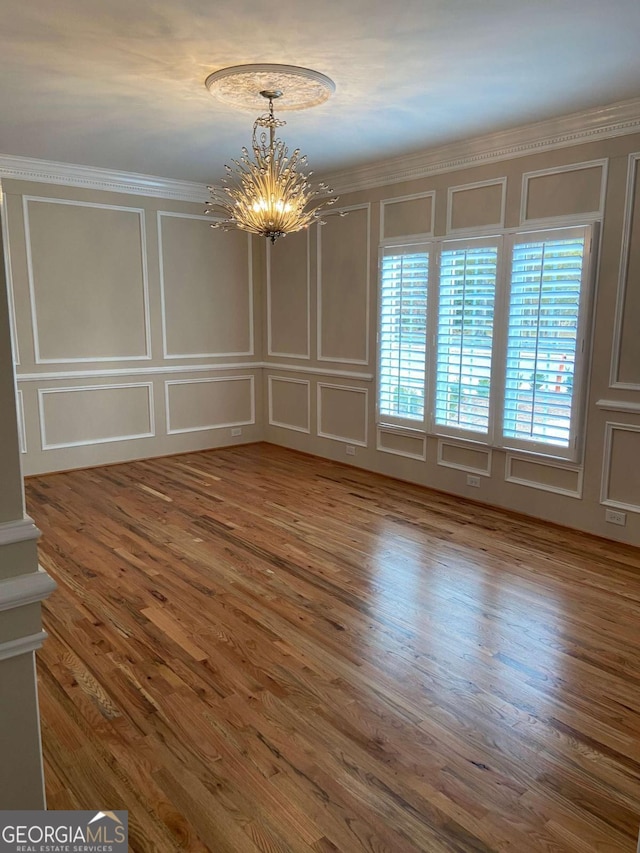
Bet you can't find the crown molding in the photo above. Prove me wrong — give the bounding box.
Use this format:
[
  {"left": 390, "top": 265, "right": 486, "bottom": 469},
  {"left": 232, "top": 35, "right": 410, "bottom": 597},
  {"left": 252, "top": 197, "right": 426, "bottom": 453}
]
[
  {"left": 320, "top": 97, "right": 640, "bottom": 195},
  {"left": 0, "top": 154, "right": 209, "bottom": 203}
]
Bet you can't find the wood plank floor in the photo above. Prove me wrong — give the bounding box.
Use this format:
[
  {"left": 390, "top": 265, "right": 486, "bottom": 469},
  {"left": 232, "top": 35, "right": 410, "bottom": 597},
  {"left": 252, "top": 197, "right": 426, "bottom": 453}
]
[{"left": 25, "top": 443, "right": 640, "bottom": 852}]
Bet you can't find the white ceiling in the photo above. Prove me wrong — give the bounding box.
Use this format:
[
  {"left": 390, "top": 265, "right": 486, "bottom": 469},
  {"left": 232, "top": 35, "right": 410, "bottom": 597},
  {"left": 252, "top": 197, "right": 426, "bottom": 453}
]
[{"left": 1, "top": 0, "right": 640, "bottom": 185}]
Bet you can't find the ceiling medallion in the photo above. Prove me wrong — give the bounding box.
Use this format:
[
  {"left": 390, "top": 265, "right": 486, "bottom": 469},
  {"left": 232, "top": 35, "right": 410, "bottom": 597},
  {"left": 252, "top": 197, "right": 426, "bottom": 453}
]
[
  {"left": 204, "top": 63, "right": 335, "bottom": 112},
  {"left": 204, "top": 64, "right": 338, "bottom": 243}
]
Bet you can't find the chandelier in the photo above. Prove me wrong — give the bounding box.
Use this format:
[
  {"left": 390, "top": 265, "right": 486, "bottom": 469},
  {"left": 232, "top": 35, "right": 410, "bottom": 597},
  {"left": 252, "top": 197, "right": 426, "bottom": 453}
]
[{"left": 204, "top": 65, "right": 338, "bottom": 244}]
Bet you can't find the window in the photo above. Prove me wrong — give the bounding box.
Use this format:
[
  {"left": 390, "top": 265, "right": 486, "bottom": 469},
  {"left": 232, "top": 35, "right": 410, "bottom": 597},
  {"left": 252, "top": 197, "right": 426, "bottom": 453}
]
[
  {"left": 376, "top": 224, "right": 594, "bottom": 460},
  {"left": 378, "top": 245, "right": 429, "bottom": 425},
  {"left": 502, "top": 227, "right": 592, "bottom": 457},
  {"left": 434, "top": 240, "right": 499, "bottom": 438}
]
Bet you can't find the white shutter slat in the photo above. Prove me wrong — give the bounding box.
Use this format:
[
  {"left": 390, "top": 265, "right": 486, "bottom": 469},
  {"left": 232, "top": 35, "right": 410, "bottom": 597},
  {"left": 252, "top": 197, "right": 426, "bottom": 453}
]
[
  {"left": 502, "top": 235, "right": 586, "bottom": 450},
  {"left": 378, "top": 248, "right": 429, "bottom": 422},
  {"left": 434, "top": 245, "right": 498, "bottom": 434}
]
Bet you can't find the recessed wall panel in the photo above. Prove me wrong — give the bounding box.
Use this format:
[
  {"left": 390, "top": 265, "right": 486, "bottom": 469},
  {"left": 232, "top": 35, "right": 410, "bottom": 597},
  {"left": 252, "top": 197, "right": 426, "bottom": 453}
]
[
  {"left": 160, "top": 214, "right": 252, "bottom": 357},
  {"left": 39, "top": 384, "right": 154, "bottom": 449},
  {"left": 438, "top": 440, "right": 491, "bottom": 475},
  {"left": 317, "top": 384, "right": 368, "bottom": 446},
  {"left": 448, "top": 180, "right": 506, "bottom": 232},
  {"left": 268, "top": 377, "right": 310, "bottom": 433},
  {"left": 523, "top": 163, "right": 605, "bottom": 222},
  {"left": 506, "top": 455, "right": 582, "bottom": 497},
  {"left": 377, "top": 428, "right": 426, "bottom": 460},
  {"left": 603, "top": 424, "right": 640, "bottom": 511},
  {"left": 318, "top": 207, "right": 369, "bottom": 364},
  {"left": 166, "top": 376, "right": 254, "bottom": 434},
  {"left": 381, "top": 193, "right": 434, "bottom": 239},
  {"left": 616, "top": 157, "right": 640, "bottom": 386},
  {"left": 25, "top": 199, "right": 148, "bottom": 362},
  {"left": 268, "top": 231, "right": 309, "bottom": 357}
]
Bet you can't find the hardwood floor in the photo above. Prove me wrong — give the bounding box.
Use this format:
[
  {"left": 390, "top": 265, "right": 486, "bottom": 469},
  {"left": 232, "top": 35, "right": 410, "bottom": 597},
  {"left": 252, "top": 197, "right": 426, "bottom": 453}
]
[{"left": 26, "top": 443, "right": 640, "bottom": 852}]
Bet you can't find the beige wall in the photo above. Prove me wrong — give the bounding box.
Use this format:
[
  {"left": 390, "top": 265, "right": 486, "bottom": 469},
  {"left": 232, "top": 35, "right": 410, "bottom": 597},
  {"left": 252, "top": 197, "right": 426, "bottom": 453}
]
[
  {"left": 4, "top": 133, "right": 640, "bottom": 549},
  {"left": 263, "top": 133, "right": 640, "bottom": 547},
  {"left": 4, "top": 181, "right": 263, "bottom": 474}
]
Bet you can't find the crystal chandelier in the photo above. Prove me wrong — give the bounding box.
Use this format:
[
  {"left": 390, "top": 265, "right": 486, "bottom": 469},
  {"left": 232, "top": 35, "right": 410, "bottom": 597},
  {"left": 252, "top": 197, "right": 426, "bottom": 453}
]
[{"left": 204, "top": 66, "right": 338, "bottom": 244}]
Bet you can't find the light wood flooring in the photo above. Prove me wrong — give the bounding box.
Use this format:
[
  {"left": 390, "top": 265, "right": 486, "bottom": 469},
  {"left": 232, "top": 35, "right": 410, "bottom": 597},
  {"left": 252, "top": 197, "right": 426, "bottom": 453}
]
[{"left": 26, "top": 443, "right": 640, "bottom": 852}]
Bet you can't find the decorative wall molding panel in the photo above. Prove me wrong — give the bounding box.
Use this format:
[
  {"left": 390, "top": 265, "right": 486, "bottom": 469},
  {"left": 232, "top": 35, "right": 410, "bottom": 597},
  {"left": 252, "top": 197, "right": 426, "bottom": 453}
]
[
  {"left": 520, "top": 159, "right": 608, "bottom": 226},
  {"left": 505, "top": 454, "right": 583, "bottom": 499},
  {"left": 601, "top": 422, "right": 640, "bottom": 513},
  {"left": 38, "top": 383, "right": 155, "bottom": 450},
  {"left": 261, "top": 363, "right": 374, "bottom": 381},
  {"left": 23, "top": 197, "right": 151, "bottom": 364},
  {"left": 610, "top": 152, "right": 640, "bottom": 389},
  {"left": 317, "top": 204, "right": 370, "bottom": 365},
  {"left": 267, "top": 231, "right": 310, "bottom": 359},
  {"left": 317, "top": 383, "right": 368, "bottom": 447},
  {"left": 437, "top": 439, "right": 492, "bottom": 476},
  {"left": 0, "top": 153, "right": 208, "bottom": 202},
  {"left": 446, "top": 178, "right": 507, "bottom": 234},
  {"left": 165, "top": 375, "right": 255, "bottom": 435},
  {"left": 158, "top": 213, "right": 254, "bottom": 359},
  {"left": 268, "top": 376, "right": 311, "bottom": 434},
  {"left": 380, "top": 192, "right": 435, "bottom": 242},
  {"left": 319, "top": 97, "right": 640, "bottom": 194},
  {"left": 377, "top": 426, "right": 427, "bottom": 461}
]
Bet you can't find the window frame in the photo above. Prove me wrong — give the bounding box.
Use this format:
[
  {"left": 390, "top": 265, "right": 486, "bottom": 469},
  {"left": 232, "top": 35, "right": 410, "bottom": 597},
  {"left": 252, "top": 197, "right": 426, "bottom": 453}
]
[
  {"left": 375, "top": 221, "right": 597, "bottom": 464},
  {"left": 495, "top": 223, "right": 596, "bottom": 462}
]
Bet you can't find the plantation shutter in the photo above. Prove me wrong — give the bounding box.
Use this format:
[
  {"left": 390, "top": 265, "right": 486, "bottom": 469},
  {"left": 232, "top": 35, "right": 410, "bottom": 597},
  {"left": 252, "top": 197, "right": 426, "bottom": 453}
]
[
  {"left": 378, "top": 246, "right": 429, "bottom": 424},
  {"left": 502, "top": 228, "right": 590, "bottom": 455},
  {"left": 434, "top": 242, "right": 498, "bottom": 436}
]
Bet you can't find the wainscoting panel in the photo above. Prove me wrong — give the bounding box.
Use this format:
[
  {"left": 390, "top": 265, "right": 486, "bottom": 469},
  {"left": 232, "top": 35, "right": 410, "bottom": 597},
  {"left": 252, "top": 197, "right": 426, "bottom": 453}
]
[
  {"left": 317, "top": 205, "right": 370, "bottom": 364},
  {"left": 380, "top": 192, "right": 435, "bottom": 240},
  {"left": 268, "top": 376, "right": 310, "bottom": 434},
  {"left": 601, "top": 422, "right": 640, "bottom": 512},
  {"left": 24, "top": 197, "right": 149, "bottom": 363},
  {"left": 159, "top": 213, "right": 253, "bottom": 358},
  {"left": 611, "top": 153, "right": 640, "bottom": 388},
  {"left": 506, "top": 454, "right": 583, "bottom": 498},
  {"left": 377, "top": 427, "right": 426, "bottom": 461},
  {"left": 165, "top": 375, "right": 255, "bottom": 435},
  {"left": 437, "top": 439, "right": 492, "bottom": 476},
  {"left": 267, "top": 231, "right": 310, "bottom": 358},
  {"left": 447, "top": 178, "right": 506, "bottom": 233},
  {"left": 317, "top": 383, "right": 368, "bottom": 446},
  {"left": 521, "top": 160, "right": 607, "bottom": 224},
  {"left": 38, "top": 383, "right": 154, "bottom": 450}
]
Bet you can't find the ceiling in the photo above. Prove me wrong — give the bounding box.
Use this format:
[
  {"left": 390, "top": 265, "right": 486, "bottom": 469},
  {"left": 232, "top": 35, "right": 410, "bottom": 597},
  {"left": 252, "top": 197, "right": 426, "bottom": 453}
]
[{"left": 1, "top": 0, "right": 640, "bottom": 185}]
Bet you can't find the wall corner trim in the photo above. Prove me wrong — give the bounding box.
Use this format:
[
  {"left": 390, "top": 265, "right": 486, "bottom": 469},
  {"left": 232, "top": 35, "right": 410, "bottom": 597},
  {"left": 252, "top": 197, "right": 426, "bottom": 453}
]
[
  {"left": 0, "top": 517, "right": 41, "bottom": 547},
  {"left": 0, "top": 568, "right": 57, "bottom": 614}
]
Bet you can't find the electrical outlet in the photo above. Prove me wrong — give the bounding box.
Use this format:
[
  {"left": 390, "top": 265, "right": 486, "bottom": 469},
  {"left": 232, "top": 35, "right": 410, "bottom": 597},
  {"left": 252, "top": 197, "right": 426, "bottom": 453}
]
[
  {"left": 346, "top": 445, "right": 356, "bottom": 456},
  {"left": 231, "top": 428, "right": 242, "bottom": 437},
  {"left": 466, "top": 474, "right": 480, "bottom": 488},
  {"left": 605, "top": 508, "right": 627, "bottom": 526}
]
